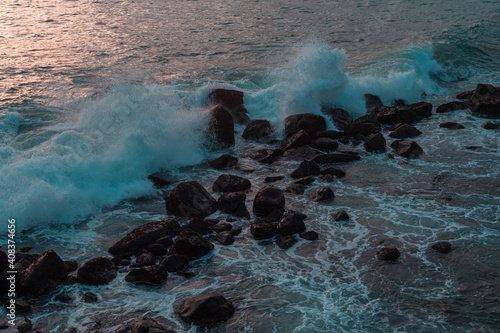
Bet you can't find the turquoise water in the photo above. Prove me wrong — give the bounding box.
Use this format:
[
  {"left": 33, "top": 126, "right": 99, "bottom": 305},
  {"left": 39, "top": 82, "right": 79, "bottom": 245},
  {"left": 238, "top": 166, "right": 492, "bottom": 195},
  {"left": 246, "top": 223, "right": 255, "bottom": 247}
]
[{"left": 0, "top": 0, "right": 499, "bottom": 331}]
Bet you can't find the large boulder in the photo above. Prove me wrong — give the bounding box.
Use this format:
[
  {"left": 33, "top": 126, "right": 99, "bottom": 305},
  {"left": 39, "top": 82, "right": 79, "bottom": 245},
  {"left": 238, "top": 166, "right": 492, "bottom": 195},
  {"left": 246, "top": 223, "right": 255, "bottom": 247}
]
[
  {"left": 283, "top": 130, "right": 312, "bottom": 150},
  {"left": 217, "top": 192, "right": 250, "bottom": 218},
  {"left": 212, "top": 175, "right": 251, "bottom": 192},
  {"left": 310, "top": 137, "right": 339, "bottom": 152},
  {"left": 179, "top": 293, "right": 235, "bottom": 326},
  {"left": 363, "top": 132, "right": 386, "bottom": 153},
  {"left": 125, "top": 265, "right": 168, "bottom": 284},
  {"left": 322, "top": 107, "right": 353, "bottom": 131},
  {"left": 253, "top": 187, "right": 286, "bottom": 216},
  {"left": 161, "top": 254, "right": 189, "bottom": 272},
  {"left": 364, "top": 94, "right": 384, "bottom": 115},
  {"left": 169, "top": 229, "right": 214, "bottom": 259},
  {"left": 108, "top": 219, "right": 180, "bottom": 256},
  {"left": 165, "top": 181, "right": 217, "bottom": 219},
  {"left": 242, "top": 119, "right": 273, "bottom": 140},
  {"left": 291, "top": 160, "right": 320, "bottom": 179},
  {"left": 208, "top": 105, "right": 235, "bottom": 149},
  {"left": 405, "top": 101, "right": 432, "bottom": 118},
  {"left": 205, "top": 88, "right": 250, "bottom": 125},
  {"left": 344, "top": 118, "right": 380, "bottom": 137},
  {"left": 77, "top": 258, "right": 117, "bottom": 285},
  {"left": 277, "top": 211, "right": 307, "bottom": 235},
  {"left": 18, "top": 250, "right": 67, "bottom": 295},
  {"left": 284, "top": 114, "right": 327, "bottom": 137}
]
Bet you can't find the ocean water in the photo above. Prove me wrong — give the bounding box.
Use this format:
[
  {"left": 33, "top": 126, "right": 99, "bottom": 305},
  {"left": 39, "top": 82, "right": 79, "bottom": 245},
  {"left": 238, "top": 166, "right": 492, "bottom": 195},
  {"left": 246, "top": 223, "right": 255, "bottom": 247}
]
[{"left": 0, "top": 0, "right": 499, "bottom": 332}]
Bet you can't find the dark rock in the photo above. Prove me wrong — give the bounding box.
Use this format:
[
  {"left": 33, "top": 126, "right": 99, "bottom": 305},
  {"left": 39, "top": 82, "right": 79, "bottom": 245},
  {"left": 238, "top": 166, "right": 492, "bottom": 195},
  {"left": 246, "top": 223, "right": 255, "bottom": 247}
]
[
  {"left": 165, "top": 181, "right": 217, "bottom": 219},
  {"left": 148, "top": 175, "right": 171, "bottom": 189},
  {"left": 389, "top": 123, "right": 422, "bottom": 138},
  {"left": 146, "top": 244, "right": 169, "bottom": 256},
  {"left": 378, "top": 247, "right": 401, "bottom": 260},
  {"left": 156, "top": 236, "right": 174, "bottom": 249},
  {"left": 283, "top": 129, "right": 312, "bottom": 150},
  {"left": 242, "top": 119, "right": 273, "bottom": 140},
  {"left": 285, "top": 184, "right": 305, "bottom": 195},
  {"left": 284, "top": 113, "right": 327, "bottom": 137},
  {"left": 277, "top": 210, "right": 307, "bottom": 235},
  {"left": 4, "top": 300, "right": 31, "bottom": 314},
  {"left": 319, "top": 174, "right": 334, "bottom": 182},
  {"left": 377, "top": 107, "right": 399, "bottom": 124},
  {"left": 133, "top": 252, "right": 156, "bottom": 267},
  {"left": 291, "top": 160, "right": 320, "bottom": 179},
  {"left": 177, "top": 271, "right": 196, "bottom": 279},
  {"left": 469, "top": 96, "right": 500, "bottom": 117},
  {"left": 214, "top": 231, "right": 235, "bottom": 245},
  {"left": 439, "top": 122, "right": 465, "bottom": 129},
  {"left": 276, "top": 235, "right": 298, "bottom": 249},
  {"left": 77, "top": 258, "right": 117, "bottom": 285},
  {"left": 300, "top": 231, "right": 319, "bottom": 240},
  {"left": 213, "top": 174, "right": 251, "bottom": 193},
  {"left": 18, "top": 250, "right": 67, "bottom": 295},
  {"left": 207, "top": 154, "right": 238, "bottom": 169},
  {"left": 130, "top": 318, "right": 177, "bottom": 333},
  {"left": 393, "top": 99, "right": 407, "bottom": 107},
  {"left": 82, "top": 292, "right": 98, "bottom": 303},
  {"left": 391, "top": 140, "right": 424, "bottom": 158},
  {"left": 250, "top": 148, "right": 283, "bottom": 164},
  {"left": 125, "top": 264, "right": 168, "bottom": 284},
  {"left": 312, "top": 130, "right": 344, "bottom": 140},
  {"left": 55, "top": 294, "right": 73, "bottom": 303},
  {"left": 472, "top": 83, "right": 499, "bottom": 100},
  {"left": 213, "top": 222, "right": 232, "bottom": 233},
  {"left": 250, "top": 223, "right": 277, "bottom": 240},
  {"left": 217, "top": 192, "right": 250, "bottom": 218},
  {"left": 182, "top": 218, "right": 216, "bottom": 236},
  {"left": 15, "top": 317, "right": 32, "bottom": 333},
  {"left": 311, "top": 187, "right": 335, "bottom": 202},
  {"left": 282, "top": 146, "right": 321, "bottom": 161},
  {"left": 333, "top": 210, "right": 349, "bottom": 221},
  {"left": 62, "top": 275, "right": 77, "bottom": 285},
  {"left": 312, "top": 153, "right": 361, "bottom": 164},
  {"left": 364, "top": 132, "right": 386, "bottom": 153},
  {"left": 396, "top": 107, "right": 422, "bottom": 123},
  {"left": 344, "top": 119, "right": 379, "bottom": 137},
  {"left": 405, "top": 101, "right": 432, "bottom": 118},
  {"left": 264, "top": 175, "right": 284, "bottom": 183},
  {"left": 109, "top": 219, "right": 180, "bottom": 256},
  {"left": 294, "top": 177, "right": 315, "bottom": 186},
  {"left": 436, "top": 101, "right": 469, "bottom": 113},
  {"left": 179, "top": 293, "right": 235, "bottom": 326},
  {"left": 169, "top": 229, "right": 214, "bottom": 259},
  {"left": 206, "top": 88, "right": 249, "bottom": 125},
  {"left": 322, "top": 108, "right": 353, "bottom": 131},
  {"left": 64, "top": 260, "right": 78, "bottom": 273},
  {"left": 483, "top": 122, "right": 499, "bottom": 129},
  {"left": 208, "top": 105, "right": 235, "bottom": 149},
  {"left": 320, "top": 167, "right": 346, "bottom": 178},
  {"left": 456, "top": 90, "right": 474, "bottom": 100},
  {"left": 364, "top": 94, "right": 384, "bottom": 115},
  {"left": 431, "top": 242, "right": 452, "bottom": 253},
  {"left": 160, "top": 254, "right": 189, "bottom": 272},
  {"left": 19, "top": 247, "right": 33, "bottom": 253},
  {"left": 253, "top": 186, "right": 286, "bottom": 216},
  {"left": 310, "top": 137, "right": 339, "bottom": 152}
]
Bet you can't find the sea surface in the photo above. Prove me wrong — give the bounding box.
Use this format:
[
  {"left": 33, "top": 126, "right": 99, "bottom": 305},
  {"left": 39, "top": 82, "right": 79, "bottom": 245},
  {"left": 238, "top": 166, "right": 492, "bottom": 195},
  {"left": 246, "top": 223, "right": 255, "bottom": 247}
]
[{"left": 0, "top": 0, "right": 499, "bottom": 332}]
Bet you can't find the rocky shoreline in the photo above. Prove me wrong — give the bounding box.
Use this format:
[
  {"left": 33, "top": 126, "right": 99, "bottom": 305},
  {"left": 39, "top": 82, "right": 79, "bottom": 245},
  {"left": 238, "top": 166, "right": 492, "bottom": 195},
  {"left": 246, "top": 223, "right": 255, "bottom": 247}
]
[{"left": 1, "top": 84, "right": 499, "bottom": 332}]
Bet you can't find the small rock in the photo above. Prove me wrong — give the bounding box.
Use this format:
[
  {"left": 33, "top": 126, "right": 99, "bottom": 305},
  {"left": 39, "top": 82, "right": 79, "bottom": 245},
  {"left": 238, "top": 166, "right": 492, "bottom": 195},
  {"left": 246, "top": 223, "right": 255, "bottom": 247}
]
[
  {"left": 250, "top": 148, "right": 283, "bottom": 164},
  {"left": 230, "top": 226, "right": 243, "bottom": 236},
  {"left": 291, "top": 160, "right": 320, "bottom": 179},
  {"left": 333, "top": 210, "right": 349, "bottom": 221},
  {"left": 217, "top": 192, "right": 250, "bottom": 218},
  {"left": 250, "top": 223, "right": 277, "bottom": 240},
  {"left": 77, "top": 257, "right": 118, "bottom": 285},
  {"left": 439, "top": 122, "right": 465, "bottom": 129},
  {"left": 165, "top": 181, "right": 217, "bottom": 219},
  {"left": 253, "top": 186, "right": 286, "bottom": 216},
  {"left": 311, "top": 187, "right": 334, "bottom": 202},
  {"left": 179, "top": 294, "right": 235, "bottom": 326},
  {"left": 389, "top": 123, "right": 422, "bottom": 138},
  {"left": 391, "top": 140, "right": 423, "bottom": 158},
  {"left": 364, "top": 94, "right": 384, "bottom": 115},
  {"left": 277, "top": 210, "right": 307, "bottom": 236},
  {"left": 182, "top": 218, "right": 215, "bottom": 235},
  {"left": 310, "top": 137, "right": 339, "bottom": 152},
  {"left": 312, "top": 153, "right": 361, "bottom": 164},
  {"left": 82, "top": 292, "right": 98, "bottom": 303},
  {"left": 213, "top": 222, "right": 232, "bottom": 233},
  {"left": 284, "top": 113, "right": 327, "bottom": 137},
  {"left": 397, "top": 107, "right": 422, "bottom": 123},
  {"left": 264, "top": 175, "right": 284, "bottom": 183},
  {"left": 19, "top": 247, "right": 33, "bottom": 253},
  {"left": 299, "top": 231, "right": 319, "bottom": 240},
  {"left": 483, "top": 122, "right": 499, "bottom": 130},
  {"left": 283, "top": 129, "right": 312, "bottom": 150},
  {"left": 378, "top": 247, "right": 400, "bottom": 261},
  {"left": 125, "top": 264, "right": 168, "bottom": 284},
  {"left": 405, "top": 101, "right": 433, "bottom": 118},
  {"left": 133, "top": 252, "right": 156, "bottom": 267},
  {"left": 213, "top": 174, "right": 251, "bottom": 192},
  {"left": 214, "top": 232, "right": 235, "bottom": 245},
  {"left": 156, "top": 236, "right": 174, "bottom": 249},
  {"left": 207, "top": 154, "right": 238, "bottom": 169},
  {"left": 431, "top": 242, "right": 452, "bottom": 253},
  {"left": 436, "top": 101, "right": 469, "bottom": 113},
  {"left": 16, "top": 317, "right": 32, "bottom": 333},
  {"left": 169, "top": 229, "right": 214, "bottom": 259},
  {"left": 242, "top": 119, "right": 273, "bottom": 140},
  {"left": 160, "top": 254, "right": 189, "bottom": 272},
  {"left": 364, "top": 132, "right": 386, "bottom": 153},
  {"left": 55, "top": 294, "right": 73, "bottom": 303},
  {"left": 294, "top": 177, "right": 315, "bottom": 186},
  {"left": 285, "top": 184, "right": 305, "bottom": 195},
  {"left": 276, "top": 235, "right": 298, "bottom": 249}
]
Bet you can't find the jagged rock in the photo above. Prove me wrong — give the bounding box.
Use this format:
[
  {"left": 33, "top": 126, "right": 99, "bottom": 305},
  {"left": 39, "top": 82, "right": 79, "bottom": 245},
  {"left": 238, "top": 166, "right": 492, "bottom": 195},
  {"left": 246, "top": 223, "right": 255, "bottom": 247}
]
[
  {"left": 148, "top": 175, "right": 172, "bottom": 188},
  {"left": 82, "top": 292, "right": 98, "bottom": 303},
  {"left": 311, "top": 187, "right": 334, "bottom": 202},
  {"left": 378, "top": 247, "right": 401, "bottom": 260},
  {"left": 333, "top": 210, "right": 349, "bottom": 221},
  {"left": 436, "top": 101, "right": 469, "bottom": 113},
  {"left": 276, "top": 235, "right": 297, "bottom": 249},
  {"left": 439, "top": 122, "right": 465, "bottom": 129},
  {"left": 18, "top": 250, "right": 67, "bottom": 295},
  {"left": 77, "top": 258, "right": 117, "bottom": 285},
  {"left": 253, "top": 187, "right": 286, "bottom": 216},
  {"left": 206, "top": 88, "right": 249, "bottom": 124},
  {"left": 284, "top": 113, "right": 327, "bottom": 137},
  {"left": 389, "top": 123, "right": 422, "bottom": 138},
  {"left": 213, "top": 174, "right": 251, "bottom": 192},
  {"left": 208, "top": 105, "right": 235, "bottom": 149},
  {"left": 169, "top": 229, "right": 214, "bottom": 259},
  {"left": 214, "top": 231, "right": 235, "bottom": 245},
  {"left": 250, "top": 223, "right": 277, "bottom": 240},
  {"left": 300, "top": 231, "right": 319, "bottom": 240},
  {"left": 125, "top": 265, "right": 168, "bottom": 284},
  {"left": 179, "top": 293, "right": 235, "bottom": 326},
  {"left": 310, "top": 137, "right": 339, "bottom": 151},
  {"left": 285, "top": 184, "right": 305, "bottom": 195},
  {"left": 431, "top": 242, "right": 452, "bottom": 253},
  {"left": 160, "top": 254, "right": 189, "bottom": 272},
  {"left": 312, "top": 152, "right": 361, "bottom": 164},
  {"left": 250, "top": 148, "right": 283, "bottom": 164},
  {"left": 242, "top": 119, "right": 273, "bottom": 140},
  {"left": 165, "top": 181, "right": 217, "bottom": 219},
  {"left": 108, "top": 219, "right": 180, "bottom": 256},
  {"left": 390, "top": 140, "right": 423, "bottom": 158},
  {"left": 283, "top": 129, "right": 312, "bottom": 150},
  {"left": 364, "top": 132, "right": 386, "bottom": 153},
  {"left": 322, "top": 107, "right": 353, "bottom": 130},
  {"left": 291, "top": 160, "right": 320, "bottom": 179},
  {"left": 377, "top": 107, "right": 399, "bottom": 124},
  {"left": 364, "top": 94, "right": 384, "bottom": 115},
  {"left": 217, "top": 192, "right": 250, "bottom": 218},
  {"left": 320, "top": 167, "right": 346, "bottom": 178},
  {"left": 277, "top": 210, "right": 307, "bottom": 235},
  {"left": 207, "top": 154, "right": 238, "bottom": 169}
]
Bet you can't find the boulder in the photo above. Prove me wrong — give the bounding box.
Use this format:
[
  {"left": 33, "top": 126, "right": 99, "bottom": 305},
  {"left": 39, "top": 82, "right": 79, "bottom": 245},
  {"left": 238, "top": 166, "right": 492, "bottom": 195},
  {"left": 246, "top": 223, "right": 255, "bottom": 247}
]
[
  {"left": 277, "top": 210, "right": 307, "bottom": 235},
  {"left": 276, "top": 235, "right": 297, "bottom": 249},
  {"left": 253, "top": 187, "right": 286, "bottom": 216},
  {"left": 283, "top": 129, "right": 312, "bottom": 150},
  {"left": 300, "top": 231, "right": 319, "bottom": 240},
  {"left": 214, "top": 231, "right": 235, "bottom": 245},
  {"left": 483, "top": 122, "right": 499, "bottom": 129},
  {"left": 169, "top": 229, "right": 214, "bottom": 259},
  {"left": 390, "top": 140, "right": 423, "bottom": 158},
  {"left": 213, "top": 174, "right": 251, "bottom": 193},
  {"left": 320, "top": 167, "right": 346, "bottom": 178},
  {"left": 179, "top": 293, "right": 235, "bottom": 326},
  {"left": 472, "top": 83, "right": 499, "bottom": 100},
  {"left": 393, "top": 99, "right": 407, "bottom": 107},
  {"left": 133, "top": 252, "right": 156, "bottom": 267},
  {"left": 363, "top": 132, "right": 386, "bottom": 153},
  {"left": 455, "top": 89, "right": 474, "bottom": 100},
  {"left": 217, "top": 192, "right": 250, "bottom": 218},
  {"left": 431, "top": 242, "right": 452, "bottom": 253},
  {"left": 333, "top": 210, "right": 349, "bottom": 221},
  {"left": 130, "top": 318, "right": 177, "bottom": 333},
  {"left": 250, "top": 148, "right": 283, "bottom": 164},
  {"left": 77, "top": 258, "right": 117, "bottom": 285},
  {"left": 108, "top": 219, "right": 180, "bottom": 256},
  {"left": 294, "top": 177, "right": 315, "bottom": 186},
  {"left": 310, "top": 137, "right": 339, "bottom": 152},
  {"left": 389, "top": 124, "right": 422, "bottom": 138},
  {"left": 291, "top": 160, "right": 320, "bottom": 179},
  {"left": 436, "top": 101, "right": 469, "bottom": 113},
  {"left": 396, "top": 107, "right": 422, "bottom": 123},
  {"left": 213, "top": 222, "right": 232, "bottom": 233},
  {"left": 322, "top": 108, "right": 353, "bottom": 131},
  {"left": 344, "top": 119, "right": 379, "bottom": 137},
  {"left": 378, "top": 247, "right": 400, "bottom": 261},
  {"left": 208, "top": 105, "right": 235, "bottom": 149},
  {"left": 284, "top": 113, "right": 327, "bottom": 137},
  {"left": 165, "top": 181, "right": 217, "bottom": 219},
  {"left": 242, "top": 119, "right": 273, "bottom": 140},
  {"left": 405, "top": 101, "right": 432, "bottom": 118},
  {"left": 125, "top": 265, "right": 168, "bottom": 284},
  {"left": 82, "top": 292, "right": 98, "bottom": 303},
  {"left": 207, "top": 154, "right": 238, "bottom": 169},
  {"left": 250, "top": 223, "right": 277, "bottom": 240},
  {"left": 18, "top": 250, "right": 67, "bottom": 295},
  {"left": 377, "top": 107, "right": 399, "bottom": 124},
  {"left": 364, "top": 94, "right": 384, "bottom": 115},
  {"left": 183, "top": 218, "right": 216, "bottom": 235},
  {"left": 146, "top": 244, "right": 169, "bottom": 256},
  {"left": 311, "top": 187, "right": 335, "bottom": 202},
  {"left": 469, "top": 96, "right": 500, "bottom": 117},
  {"left": 160, "top": 254, "right": 189, "bottom": 272},
  {"left": 205, "top": 88, "right": 249, "bottom": 124},
  {"left": 312, "top": 153, "right": 361, "bottom": 164},
  {"left": 439, "top": 122, "right": 464, "bottom": 129}
]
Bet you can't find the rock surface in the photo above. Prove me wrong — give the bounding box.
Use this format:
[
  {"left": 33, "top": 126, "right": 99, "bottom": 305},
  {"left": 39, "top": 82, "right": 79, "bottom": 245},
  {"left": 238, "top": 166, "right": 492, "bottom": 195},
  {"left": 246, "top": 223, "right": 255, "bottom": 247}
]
[
  {"left": 169, "top": 229, "right": 214, "bottom": 259},
  {"left": 213, "top": 174, "right": 251, "bottom": 192},
  {"left": 242, "top": 119, "right": 273, "bottom": 140},
  {"left": 77, "top": 257, "right": 117, "bottom": 285},
  {"left": 165, "top": 181, "right": 217, "bottom": 219},
  {"left": 284, "top": 113, "right": 327, "bottom": 137},
  {"left": 179, "top": 293, "right": 235, "bottom": 326},
  {"left": 253, "top": 186, "right": 286, "bottom": 216},
  {"left": 18, "top": 250, "right": 67, "bottom": 295},
  {"left": 378, "top": 247, "right": 401, "bottom": 261}
]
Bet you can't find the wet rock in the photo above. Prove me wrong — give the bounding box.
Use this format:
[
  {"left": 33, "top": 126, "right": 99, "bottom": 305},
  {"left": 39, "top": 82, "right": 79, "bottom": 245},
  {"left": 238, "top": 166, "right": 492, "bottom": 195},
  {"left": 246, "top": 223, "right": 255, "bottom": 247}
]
[
  {"left": 312, "top": 130, "right": 344, "bottom": 140},
  {"left": 130, "top": 318, "right": 177, "bottom": 333},
  {"left": 217, "top": 192, "right": 250, "bottom": 218},
  {"left": 405, "top": 101, "right": 433, "bottom": 118},
  {"left": 294, "top": 177, "right": 315, "bottom": 186},
  {"left": 439, "top": 122, "right": 465, "bottom": 129},
  {"left": 160, "top": 254, "right": 189, "bottom": 272},
  {"left": 169, "top": 229, "right": 214, "bottom": 259},
  {"left": 282, "top": 146, "right": 321, "bottom": 161},
  {"left": 82, "top": 292, "right": 98, "bottom": 303},
  {"left": 320, "top": 167, "right": 346, "bottom": 178},
  {"left": 378, "top": 247, "right": 401, "bottom": 261},
  {"left": 165, "top": 181, "right": 217, "bottom": 219},
  {"left": 397, "top": 107, "right": 422, "bottom": 123},
  {"left": 250, "top": 223, "right": 277, "bottom": 240},
  {"left": 242, "top": 119, "right": 273, "bottom": 140},
  {"left": 132, "top": 252, "right": 156, "bottom": 267},
  {"left": 208, "top": 105, "right": 235, "bottom": 149},
  {"left": 456, "top": 89, "right": 475, "bottom": 100},
  {"left": 300, "top": 231, "right": 319, "bottom": 240},
  {"left": 64, "top": 260, "right": 78, "bottom": 274},
  {"left": 472, "top": 83, "right": 499, "bottom": 100},
  {"left": 283, "top": 129, "right": 311, "bottom": 150},
  {"left": 277, "top": 210, "right": 307, "bottom": 235},
  {"left": 393, "top": 99, "right": 406, "bottom": 107},
  {"left": 431, "top": 242, "right": 452, "bottom": 253},
  {"left": 322, "top": 107, "right": 353, "bottom": 131},
  {"left": 55, "top": 294, "right": 73, "bottom": 303},
  {"left": 364, "top": 94, "right": 384, "bottom": 115},
  {"left": 15, "top": 317, "right": 32, "bottom": 333},
  {"left": 77, "top": 258, "right": 117, "bottom": 285},
  {"left": 156, "top": 236, "right": 174, "bottom": 249},
  {"left": 344, "top": 118, "right": 379, "bottom": 137},
  {"left": 213, "top": 222, "right": 232, "bottom": 233},
  {"left": 264, "top": 175, "right": 284, "bottom": 183},
  {"left": 333, "top": 209, "right": 349, "bottom": 221},
  {"left": 389, "top": 123, "right": 422, "bottom": 138},
  {"left": 179, "top": 293, "right": 235, "bottom": 326},
  {"left": 469, "top": 96, "right": 500, "bottom": 117},
  {"left": 206, "top": 88, "right": 249, "bottom": 124},
  {"left": 276, "top": 235, "right": 297, "bottom": 249},
  {"left": 213, "top": 174, "right": 251, "bottom": 192},
  {"left": 377, "top": 107, "right": 399, "bottom": 124},
  {"left": 310, "top": 137, "right": 339, "bottom": 152},
  {"left": 125, "top": 264, "right": 168, "bottom": 284},
  {"left": 284, "top": 113, "right": 327, "bottom": 137},
  {"left": 253, "top": 186, "right": 286, "bottom": 216},
  {"left": 182, "top": 218, "right": 215, "bottom": 236},
  {"left": 311, "top": 187, "right": 334, "bottom": 202},
  {"left": 436, "top": 101, "right": 469, "bottom": 113},
  {"left": 391, "top": 140, "right": 424, "bottom": 158},
  {"left": 363, "top": 132, "right": 386, "bottom": 153},
  {"left": 312, "top": 152, "right": 361, "bottom": 164},
  {"left": 4, "top": 300, "right": 31, "bottom": 313},
  {"left": 250, "top": 148, "right": 283, "bottom": 164},
  {"left": 483, "top": 122, "right": 499, "bottom": 129},
  {"left": 230, "top": 226, "right": 243, "bottom": 236},
  {"left": 146, "top": 244, "right": 169, "bottom": 256},
  {"left": 214, "top": 231, "right": 235, "bottom": 245},
  {"left": 147, "top": 175, "right": 172, "bottom": 189},
  {"left": 18, "top": 250, "right": 67, "bottom": 295},
  {"left": 285, "top": 183, "right": 305, "bottom": 195},
  {"left": 207, "top": 154, "right": 238, "bottom": 169},
  {"left": 291, "top": 160, "right": 320, "bottom": 179},
  {"left": 108, "top": 219, "right": 180, "bottom": 256}
]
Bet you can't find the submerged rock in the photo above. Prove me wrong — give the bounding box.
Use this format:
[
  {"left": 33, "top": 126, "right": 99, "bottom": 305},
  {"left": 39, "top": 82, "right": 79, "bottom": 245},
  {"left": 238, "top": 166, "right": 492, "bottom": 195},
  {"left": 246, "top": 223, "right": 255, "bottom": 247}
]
[
  {"left": 82, "top": 292, "right": 98, "bottom": 303},
  {"left": 18, "top": 250, "right": 67, "bottom": 295},
  {"left": 242, "top": 119, "right": 273, "bottom": 140},
  {"left": 169, "top": 229, "right": 214, "bottom": 259},
  {"left": 179, "top": 293, "right": 235, "bottom": 326},
  {"left": 77, "top": 257, "right": 117, "bottom": 285},
  {"left": 253, "top": 186, "right": 286, "bottom": 216},
  {"left": 431, "top": 242, "right": 452, "bottom": 253},
  {"left": 165, "top": 181, "right": 217, "bottom": 219},
  {"left": 439, "top": 122, "right": 465, "bottom": 129},
  {"left": 378, "top": 247, "right": 400, "bottom": 261}
]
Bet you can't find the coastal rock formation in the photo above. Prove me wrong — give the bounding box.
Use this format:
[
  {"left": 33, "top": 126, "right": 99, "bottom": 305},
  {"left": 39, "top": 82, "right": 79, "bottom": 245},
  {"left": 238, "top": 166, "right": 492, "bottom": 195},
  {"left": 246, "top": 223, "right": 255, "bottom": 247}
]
[
  {"left": 217, "top": 192, "right": 250, "bottom": 218},
  {"left": 242, "top": 119, "right": 273, "bottom": 140},
  {"left": 283, "top": 129, "right": 312, "bottom": 150},
  {"left": 18, "top": 250, "right": 67, "bottom": 295},
  {"left": 277, "top": 210, "right": 307, "bottom": 235},
  {"left": 311, "top": 187, "right": 335, "bottom": 202},
  {"left": 322, "top": 107, "right": 353, "bottom": 131},
  {"left": 390, "top": 140, "right": 424, "bottom": 158},
  {"left": 169, "top": 229, "right": 214, "bottom": 259},
  {"left": 291, "top": 160, "right": 320, "bottom": 179},
  {"left": 125, "top": 264, "right": 168, "bottom": 284},
  {"left": 284, "top": 113, "right": 327, "bottom": 137},
  {"left": 389, "top": 124, "right": 422, "bottom": 138},
  {"left": 213, "top": 174, "right": 251, "bottom": 192},
  {"left": 250, "top": 223, "right": 277, "bottom": 240},
  {"left": 207, "top": 154, "right": 238, "bottom": 169},
  {"left": 253, "top": 186, "right": 286, "bottom": 216},
  {"left": 165, "top": 181, "right": 217, "bottom": 219},
  {"left": 206, "top": 88, "right": 249, "bottom": 125},
  {"left": 179, "top": 293, "right": 235, "bottom": 326},
  {"left": 77, "top": 257, "right": 117, "bottom": 285},
  {"left": 364, "top": 94, "right": 384, "bottom": 115},
  {"left": 208, "top": 105, "right": 235, "bottom": 149},
  {"left": 364, "top": 132, "right": 386, "bottom": 153},
  {"left": 160, "top": 254, "right": 189, "bottom": 272}
]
